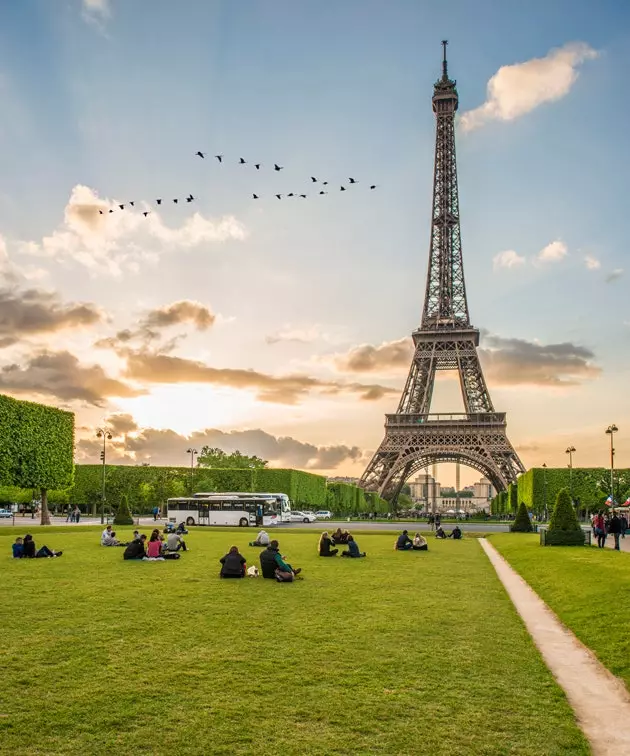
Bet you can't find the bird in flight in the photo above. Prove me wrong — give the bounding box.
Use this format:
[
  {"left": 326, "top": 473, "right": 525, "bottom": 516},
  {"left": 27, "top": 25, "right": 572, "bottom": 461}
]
[
  {"left": 287, "top": 193, "right": 295, "bottom": 197},
  {"left": 186, "top": 195, "right": 195, "bottom": 203},
  {"left": 299, "top": 194, "right": 307, "bottom": 199},
  {"left": 255, "top": 164, "right": 261, "bottom": 170},
  {"left": 348, "top": 178, "right": 357, "bottom": 184},
  {"left": 109, "top": 209, "right": 114, "bottom": 213},
  {"left": 99, "top": 210, "right": 103, "bottom": 215},
  {"left": 195, "top": 151, "right": 205, "bottom": 159},
  {"left": 322, "top": 181, "right": 328, "bottom": 186},
  {"left": 129, "top": 201, "right": 135, "bottom": 207},
  {"left": 252, "top": 194, "right": 259, "bottom": 199},
  {"left": 143, "top": 211, "right": 150, "bottom": 217},
  {"left": 340, "top": 187, "right": 346, "bottom": 192},
  {"left": 310, "top": 177, "right": 317, "bottom": 183},
  {"left": 319, "top": 191, "right": 327, "bottom": 195},
  {"left": 215, "top": 155, "right": 223, "bottom": 163},
  {"left": 274, "top": 164, "right": 283, "bottom": 171},
  {"left": 173, "top": 199, "right": 178, "bottom": 204},
  {"left": 119, "top": 204, "right": 125, "bottom": 210},
  {"left": 370, "top": 185, "right": 377, "bottom": 190},
  {"left": 275, "top": 194, "right": 282, "bottom": 200},
  {"left": 239, "top": 157, "right": 246, "bottom": 165},
  {"left": 156, "top": 199, "right": 162, "bottom": 205}
]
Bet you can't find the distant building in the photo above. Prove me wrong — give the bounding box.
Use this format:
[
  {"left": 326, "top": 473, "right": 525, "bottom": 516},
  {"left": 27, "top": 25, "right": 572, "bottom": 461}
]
[{"left": 408, "top": 474, "right": 495, "bottom": 514}]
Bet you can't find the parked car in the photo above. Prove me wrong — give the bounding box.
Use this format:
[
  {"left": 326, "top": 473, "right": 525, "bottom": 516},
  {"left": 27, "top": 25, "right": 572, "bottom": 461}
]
[
  {"left": 315, "top": 510, "right": 332, "bottom": 520},
  {"left": 303, "top": 510, "right": 317, "bottom": 519},
  {"left": 0, "top": 508, "right": 12, "bottom": 518},
  {"left": 288, "top": 510, "right": 317, "bottom": 523}
]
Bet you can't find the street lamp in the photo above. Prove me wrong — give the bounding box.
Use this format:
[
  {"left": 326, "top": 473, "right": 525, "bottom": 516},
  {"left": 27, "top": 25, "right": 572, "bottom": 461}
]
[
  {"left": 565, "top": 446, "right": 576, "bottom": 503},
  {"left": 605, "top": 425, "right": 618, "bottom": 506},
  {"left": 186, "top": 448, "right": 198, "bottom": 494},
  {"left": 96, "top": 428, "right": 113, "bottom": 525},
  {"left": 542, "top": 463, "right": 548, "bottom": 521}
]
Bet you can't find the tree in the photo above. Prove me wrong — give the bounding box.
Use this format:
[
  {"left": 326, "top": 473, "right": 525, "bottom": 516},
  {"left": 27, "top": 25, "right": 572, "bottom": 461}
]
[
  {"left": 197, "top": 447, "right": 267, "bottom": 469},
  {"left": 546, "top": 487, "right": 584, "bottom": 546},
  {"left": 0, "top": 394, "right": 74, "bottom": 525},
  {"left": 114, "top": 494, "right": 134, "bottom": 526},
  {"left": 511, "top": 501, "right": 533, "bottom": 532}
]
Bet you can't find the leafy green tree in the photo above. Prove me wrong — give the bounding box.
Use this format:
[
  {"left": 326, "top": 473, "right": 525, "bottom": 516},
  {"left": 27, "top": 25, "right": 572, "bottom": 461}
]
[
  {"left": 546, "top": 487, "right": 584, "bottom": 546},
  {"left": 114, "top": 494, "right": 134, "bottom": 526},
  {"left": 197, "top": 447, "right": 267, "bottom": 469},
  {"left": 510, "top": 501, "right": 533, "bottom": 532}
]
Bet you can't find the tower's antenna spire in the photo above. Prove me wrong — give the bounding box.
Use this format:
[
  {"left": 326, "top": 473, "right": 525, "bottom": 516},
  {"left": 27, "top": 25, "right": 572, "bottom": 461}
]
[{"left": 441, "top": 39, "right": 448, "bottom": 79}]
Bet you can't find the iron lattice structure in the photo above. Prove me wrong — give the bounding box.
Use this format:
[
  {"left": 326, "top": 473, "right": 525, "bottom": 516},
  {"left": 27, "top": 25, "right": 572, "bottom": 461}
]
[{"left": 360, "top": 42, "right": 525, "bottom": 501}]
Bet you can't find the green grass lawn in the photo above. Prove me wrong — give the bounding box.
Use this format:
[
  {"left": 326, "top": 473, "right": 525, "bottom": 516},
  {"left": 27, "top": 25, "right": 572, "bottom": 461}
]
[
  {"left": 0, "top": 528, "right": 588, "bottom": 756},
  {"left": 490, "top": 534, "right": 630, "bottom": 689}
]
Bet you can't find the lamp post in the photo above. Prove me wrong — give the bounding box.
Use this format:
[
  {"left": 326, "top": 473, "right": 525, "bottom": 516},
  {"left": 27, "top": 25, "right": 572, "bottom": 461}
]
[
  {"left": 565, "top": 446, "right": 576, "bottom": 503},
  {"left": 542, "top": 463, "right": 548, "bottom": 521},
  {"left": 605, "top": 425, "right": 618, "bottom": 506},
  {"left": 186, "top": 448, "right": 198, "bottom": 494},
  {"left": 96, "top": 428, "right": 112, "bottom": 525}
]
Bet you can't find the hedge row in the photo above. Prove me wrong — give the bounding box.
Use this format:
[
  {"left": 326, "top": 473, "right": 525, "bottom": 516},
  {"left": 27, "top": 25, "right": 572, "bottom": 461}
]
[{"left": 3, "top": 464, "right": 390, "bottom": 515}]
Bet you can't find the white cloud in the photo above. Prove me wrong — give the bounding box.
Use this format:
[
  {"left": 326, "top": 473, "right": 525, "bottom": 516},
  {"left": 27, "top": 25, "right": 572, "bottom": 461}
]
[
  {"left": 22, "top": 185, "right": 247, "bottom": 276},
  {"left": 265, "top": 324, "right": 344, "bottom": 345},
  {"left": 537, "top": 240, "right": 568, "bottom": 263},
  {"left": 606, "top": 268, "right": 624, "bottom": 283},
  {"left": 82, "top": 0, "right": 110, "bottom": 21},
  {"left": 493, "top": 250, "right": 526, "bottom": 270},
  {"left": 584, "top": 255, "right": 601, "bottom": 270},
  {"left": 460, "top": 42, "right": 598, "bottom": 132}
]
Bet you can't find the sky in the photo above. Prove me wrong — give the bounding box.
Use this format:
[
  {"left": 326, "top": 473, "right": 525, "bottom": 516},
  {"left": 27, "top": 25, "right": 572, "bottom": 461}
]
[{"left": 0, "top": 0, "right": 628, "bottom": 487}]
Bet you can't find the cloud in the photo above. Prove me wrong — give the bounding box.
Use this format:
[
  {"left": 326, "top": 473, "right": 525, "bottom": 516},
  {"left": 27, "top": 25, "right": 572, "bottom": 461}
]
[
  {"left": 266, "top": 324, "right": 336, "bottom": 345},
  {"left": 107, "top": 413, "right": 139, "bottom": 436},
  {"left": 0, "top": 286, "right": 102, "bottom": 349},
  {"left": 22, "top": 185, "right": 246, "bottom": 276},
  {"left": 0, "top": 350, "right": 145, "bottom": 405},
  {"left": 82, "top": 0, "right": 110, "bottom": 22},
  {"left": 460, "top": 42, "right": 598, "bottom": 131},
  {"left": 140, "top": 300, "right": 215, "bottom": 331},
  {"left": 479, "top": 333, "right": 600, "bottom": 387},
  {"left": 119, "top": 348, "right": 396, "bottom": 405},
  {"left": 585, "top": 255, "right": 601, "bottom": 270},
  {"left": 606, "top": 268, "right": 624, "bottom": 283},
  {"left": 493, "top": 250, "right": 526, "bottom": 270},
  {"left": 76, "top": 425, "right": 364, "bottom": 471},
  {"left": 332, "top": 337, "right": 413, "bottom": 373},
  {"left": 537, "top": 239, "right": 568, "bottom": 263}
]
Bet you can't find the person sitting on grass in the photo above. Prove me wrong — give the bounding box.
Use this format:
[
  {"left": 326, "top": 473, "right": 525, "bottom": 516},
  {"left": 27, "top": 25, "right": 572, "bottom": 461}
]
[
  {"left": 259, "top": 540, "right": 302, "bottom": 582},
  {"left": 219, "top": 546, "right": 247, "bottom": 578},
  {"left": 133, "top": 530, "right": 142, "bottom": 541},
  {"left": 101, "top": 525, "right": 123, "bottom": 547},
  {"left": 435, "top": 526, "right": 447, "bottom": 539},
  {"left": 22, "top": 534, "right": 63, "bottom": 558},
  {"left": 412, "top": 533, "right": 428, "bottom": 551},
  {"left": 395, "top": 530, "right": 413, "bottom": 551},
  {"left": 249, "top": 529, "right": 270, "bottom": 547},
  {"left": 341, "top": 534, "right": 365, "bottom": 558},
  {"left": 166, "top": 531, "right": 188, "bottom": 552},
  {"left": 12, "top": 537, "right": 24, "bottom": 558},
  {"left": 331, "top": 528, "right": 344, "bottom": 545},
  {"left": 123, "top": 534, "right": 148, "bottom": 560},
  {"left": 147, "top": 532, "right": 165, "bottom": 559},
  {"left": 318, "top": 531, "right": 339, "bottom": 557},
  {"left": 449, "top": 525, "right": 462, "bottom": 540}
]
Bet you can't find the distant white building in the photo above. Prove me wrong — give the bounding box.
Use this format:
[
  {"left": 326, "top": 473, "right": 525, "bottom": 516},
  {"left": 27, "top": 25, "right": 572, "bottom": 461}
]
[{"left": 408, "top": 474, "right": 495, "bottom": 514}]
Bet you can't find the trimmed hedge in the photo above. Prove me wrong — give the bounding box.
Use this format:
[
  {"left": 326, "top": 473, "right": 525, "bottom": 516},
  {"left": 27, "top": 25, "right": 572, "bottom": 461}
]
[
  {"left": 0, "top": 394, "right": 74, "bottom": 524},
  {"left": 114, "top": 494, "right": 134, "bottom": 526},
  {"left": 510, "top": 501, "right": 533, "bottom": 532},
  {"left": 545, "top": 487, "right": 584, "bottom": 546}
]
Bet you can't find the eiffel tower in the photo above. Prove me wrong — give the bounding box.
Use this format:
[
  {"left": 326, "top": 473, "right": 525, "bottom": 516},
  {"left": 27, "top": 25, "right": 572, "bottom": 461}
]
[{"left": 360, "top": 42, "right": 525, "bottom": 501}]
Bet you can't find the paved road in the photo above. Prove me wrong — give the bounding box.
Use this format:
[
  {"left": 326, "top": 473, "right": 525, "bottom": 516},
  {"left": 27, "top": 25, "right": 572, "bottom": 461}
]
[{"left": 0, "top": 516, "right": 511, "bottom": 532}]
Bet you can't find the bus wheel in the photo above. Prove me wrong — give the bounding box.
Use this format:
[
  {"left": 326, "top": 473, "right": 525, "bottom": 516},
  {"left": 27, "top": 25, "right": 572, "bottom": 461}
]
[
  {"left": 186, "top": 517, "right": 195, "bottom": 526},
  {"left": 239, "top": 518, "right": 249, "bottom": 527}
]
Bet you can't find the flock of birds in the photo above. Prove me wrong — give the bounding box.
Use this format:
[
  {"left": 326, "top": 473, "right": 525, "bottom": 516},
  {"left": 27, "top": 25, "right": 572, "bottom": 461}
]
[{"left": 97, "top": 152, "right": 379, "bottom": 217}]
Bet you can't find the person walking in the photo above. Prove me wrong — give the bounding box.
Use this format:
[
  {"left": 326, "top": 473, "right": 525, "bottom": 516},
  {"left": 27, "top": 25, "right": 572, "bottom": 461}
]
[
  {"left": 152, "top": 506, "right": 159, "bottom": 521},
  {"left": 594, "top": 511, "right": 607, "bottom": 549},
  {"left": 608, "top": 512, "right": 622, "bottom": 551}
]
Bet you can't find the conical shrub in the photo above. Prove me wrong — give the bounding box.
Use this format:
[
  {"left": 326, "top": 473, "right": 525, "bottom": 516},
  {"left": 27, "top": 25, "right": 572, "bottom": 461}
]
[
  {"left": 510, "top": 500, "right": 533, "bottom": 532},
  {"left": 114, "top": 493, "right": 134, "bottom": 526},
  {"left": 546, "top": 487, "right": 584, "bottom": 545}
]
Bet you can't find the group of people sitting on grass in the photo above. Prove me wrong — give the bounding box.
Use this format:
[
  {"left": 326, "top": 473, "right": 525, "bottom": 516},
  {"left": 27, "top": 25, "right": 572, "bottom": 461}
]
[
  {"left": 394, "top": 526, "right": 462, "bottom": 550},
  {"left": 120, "top": 528, "right": 189, "bottom": 561},
  {"left": 217, "top": 539, "right": 302, "bottom": 582},
  {"left": 318, "top": 531, "right": 366, "bottom": 558},
  {"left": 11, "top": 534, "right": 63, "bottom": 558}
]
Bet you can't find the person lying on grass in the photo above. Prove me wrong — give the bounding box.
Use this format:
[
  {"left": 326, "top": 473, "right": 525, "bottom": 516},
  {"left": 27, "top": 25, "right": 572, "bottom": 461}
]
[
  {"left": 413, "top": 533, "right": 428, "bottom": 551},
  {"left": 340, "top": 534, "right": 365, "bottom": 558},
  {"left": 249, "top": 529, "right": 270, "bottom": 547},
  {"left": 395, "top": 530, "right": 413, "bottom": 550},
  {"left": 21, "top": 534, "right": 63, "bottom": 558},
  {"left": 259, "top": 539, "right": 302, "bottom": 582},
  {"left": 219, "top": 546, "right": 247, "bottom": 578},
  {"left": 449, "top": 526, "right": 462, "bottom": 540},
  {"left": 318, "top": 531, "right": 339, "bottom": 557}
]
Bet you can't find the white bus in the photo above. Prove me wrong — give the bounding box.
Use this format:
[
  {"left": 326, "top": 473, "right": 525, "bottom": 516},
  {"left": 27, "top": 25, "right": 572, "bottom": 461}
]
[
  {"left": 167, "top": 492, "right": 291, "bottom": 527},
  {"left": 192, "top": 491, "right": 291, "bottom": 520}
]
